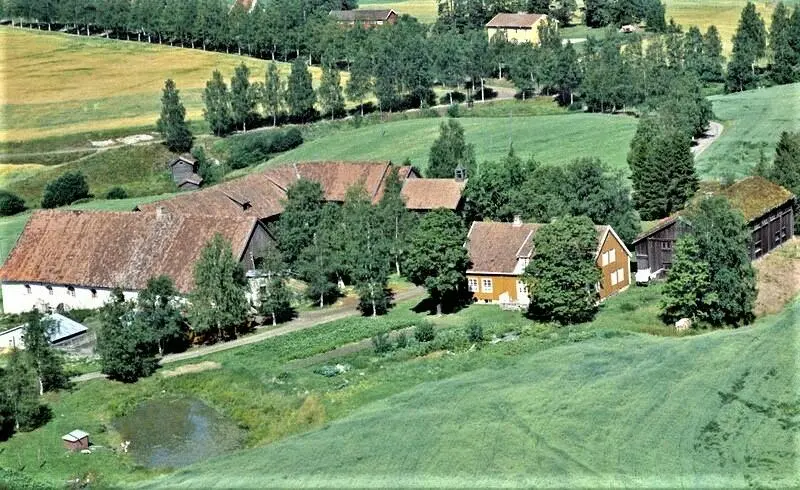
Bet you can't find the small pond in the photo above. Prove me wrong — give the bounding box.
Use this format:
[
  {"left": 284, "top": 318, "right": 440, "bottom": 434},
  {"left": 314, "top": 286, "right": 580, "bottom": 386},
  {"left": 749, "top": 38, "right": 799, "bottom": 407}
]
[{"left": 113, "top": 397, "right": 245, "bottom": 469}]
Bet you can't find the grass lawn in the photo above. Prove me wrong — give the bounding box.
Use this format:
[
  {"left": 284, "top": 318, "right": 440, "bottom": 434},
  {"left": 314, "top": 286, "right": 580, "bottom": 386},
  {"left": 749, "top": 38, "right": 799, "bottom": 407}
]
[
  {"left": 0, "top": 28, "right": 326, "bottom": 142},
  {"left": 697, "top": 83, "right": 800, "bottom": 179},
  {"left": 143, "top": 295, "right": 799, "bottom": 488},
  {"left": 270, "top": 112, "right": 639, "bottom": 173}
]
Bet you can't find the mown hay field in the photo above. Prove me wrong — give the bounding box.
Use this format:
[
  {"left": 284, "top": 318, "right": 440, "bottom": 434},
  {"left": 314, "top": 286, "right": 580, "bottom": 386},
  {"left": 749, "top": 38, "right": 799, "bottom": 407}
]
[
  {"left": 143, "top": 298, "right": 800, "bottom": 488},
  {"left": 0, "top": 27, "right": 324, "bottom": 142}
]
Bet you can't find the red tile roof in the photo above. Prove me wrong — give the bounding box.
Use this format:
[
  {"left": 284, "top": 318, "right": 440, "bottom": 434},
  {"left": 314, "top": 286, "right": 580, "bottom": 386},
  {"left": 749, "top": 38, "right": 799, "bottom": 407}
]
[
  {"left": 0, "top": 210, "right": 260, "bottom": 293},
  {"left": 401, "top": 179, "right": 466, "bottom": 210},
  {"left": 486, "top": 12, "right": 546, "bottom": 28},
  {"left": 329, "top": 9, "right": 396, "bottom": 22},
  {"left": 467, "top": 221, "right": 617, "bottom": 274}
]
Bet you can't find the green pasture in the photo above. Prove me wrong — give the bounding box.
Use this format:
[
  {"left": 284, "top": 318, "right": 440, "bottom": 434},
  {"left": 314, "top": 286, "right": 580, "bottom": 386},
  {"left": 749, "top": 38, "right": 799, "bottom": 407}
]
[
  {"left": 698, "top": 82, "right": 800, "bottom": 178},
  {"left": 270, "top": 113, "right": 639, "bottom": 173},
  {"left": 144, "top": 297, "right": 799, "bottom": 488}
]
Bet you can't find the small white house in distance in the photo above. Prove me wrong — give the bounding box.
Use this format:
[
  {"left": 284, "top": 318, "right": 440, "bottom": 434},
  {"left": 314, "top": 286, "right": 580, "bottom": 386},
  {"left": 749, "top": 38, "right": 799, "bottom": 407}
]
[
  {"left": 0, "top": 209, "right": 270, "bottom": 315},
  {"left": 0, "top": 313, "right": 88, "bottom": 351}
]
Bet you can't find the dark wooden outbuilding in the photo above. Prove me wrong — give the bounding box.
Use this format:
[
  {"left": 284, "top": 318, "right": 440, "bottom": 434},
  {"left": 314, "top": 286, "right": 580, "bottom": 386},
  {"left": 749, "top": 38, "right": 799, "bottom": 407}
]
[
  {"left": 62, "top": 430, "right": 89, "bottom": 451},
  {"left": 169, "top": 154, "right": 203, "bottom": 191},
  {"left": 633, "top": 176, "right": 796, "bottom": 282}
]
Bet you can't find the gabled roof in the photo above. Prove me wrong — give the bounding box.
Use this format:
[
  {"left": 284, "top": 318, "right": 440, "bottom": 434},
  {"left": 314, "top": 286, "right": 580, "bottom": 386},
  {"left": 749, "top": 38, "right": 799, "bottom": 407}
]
[
  {"left": 62, "top": 430, "right": 89, "bottom": 442},
  {"left": 401, "top": 179, "right": 466, "bottom": 210},
  {"left": 329, "top": 9, "right": 396, "bottom": 22},
  {"left": 466, "top": 221, "right": 621, "bottom": 275},
  {"left": 486, "top": 12, "right": 546, "bottom": 29},
  {"left": 169, "top": 154, "right": 197, "bottom": 167},
  {"left": 0, "top": 210, "right": 260, "bottom": 293},
  {"left": 633, "top": 176, "right": 795, "bottom": 243}
]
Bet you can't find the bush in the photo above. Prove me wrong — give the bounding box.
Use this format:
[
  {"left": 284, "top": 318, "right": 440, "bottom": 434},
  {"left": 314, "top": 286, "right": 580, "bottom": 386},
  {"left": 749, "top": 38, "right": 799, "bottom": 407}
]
[
  {"left": 226, "top": 128, "right": 304, "bottom": 169},
  {"left": 394, "top": 331, "right": 408, "bottom": 349},
  {"left": 41, "top": 171, "right": 89, "bottom": 208},
  {"left": 105, "top": 187, "right": 128, "bottom": 200},
  {"left": 414, "top": 322, "right": 436, "bottom": 343},
  {"left": 446, "top": 104, "right": 461, "bottom": 118},
  {"left": 466, "top": 320, "right": 484, "bottom": 342},
  {"left": 372, "top": 331, "right": 393, "bottom": 354},
  {"left": 271, "top": 127, "right": 303, "bottom": 153},
  {"left": 0, "top": 190, "right": 26, "bottom": 216},
  {"left": 438, "top": 91, "right": 467, "bottom": 105}
]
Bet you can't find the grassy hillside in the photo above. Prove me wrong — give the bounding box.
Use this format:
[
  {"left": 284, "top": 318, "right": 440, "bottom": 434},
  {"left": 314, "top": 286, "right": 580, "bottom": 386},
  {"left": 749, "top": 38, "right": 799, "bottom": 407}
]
[
  {"left": 270, "top": 113, "right": 639, "bottom": 173},
  {"left": 697, "top": 83, "right": 800, "bottom": 179},
  {"left": 0, "top": 28, "right": 324, "bottom": 142},
  {"left": 144, "top": 300, "right": 800, "bottom": 488}
]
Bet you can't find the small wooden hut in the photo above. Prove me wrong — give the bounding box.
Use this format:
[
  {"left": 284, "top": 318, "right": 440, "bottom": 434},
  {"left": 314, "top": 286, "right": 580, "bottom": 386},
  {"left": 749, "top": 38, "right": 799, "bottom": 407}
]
[{"left": 62, "top": 430, "right": 89, "bottom": 451}]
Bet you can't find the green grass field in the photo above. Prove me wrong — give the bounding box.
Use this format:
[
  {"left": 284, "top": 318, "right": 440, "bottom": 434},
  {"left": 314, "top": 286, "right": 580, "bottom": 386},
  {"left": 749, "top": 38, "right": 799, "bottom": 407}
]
[
  {"left": 144, "top": 298, "right": 799, "bottom": 488},
  {"left": 270, "top": 112, "right": 639, "bottom": 173},
  {"left": 0, "top": 28, "right": 324, "bottom": 142},
  {"left": 698, "top": 83, "right": 800, "bottom": 178}
]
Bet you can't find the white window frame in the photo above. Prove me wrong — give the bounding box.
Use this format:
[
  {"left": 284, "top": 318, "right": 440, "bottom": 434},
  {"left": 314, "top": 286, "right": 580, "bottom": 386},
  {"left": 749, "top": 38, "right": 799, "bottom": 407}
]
[
  {"left": 617, "top": 267, "right": 625, "bottom": 284},
  {"left": 601, "top": 251, "right": 609, "bottom": 266},
  {"left": 517, "top": 281, "right": 528, "bottom": 294},
  {"left": 24, "top": 285, "right": 32, "bottom": 295},
  {"left": 608, "top": 248, "right": 616, "bottom": 264},
  {"left": 468, "top": 278, "right": 479, "bottom": 293},
  {"left": 481, "top": 278, "right": 493, "bottom": 293}
]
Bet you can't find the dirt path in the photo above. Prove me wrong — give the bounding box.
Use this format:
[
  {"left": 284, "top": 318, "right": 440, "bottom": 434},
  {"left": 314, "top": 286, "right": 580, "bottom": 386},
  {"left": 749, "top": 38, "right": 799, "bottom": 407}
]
[
  {"left": 692, "top": 121, "right": 723, "bottom": 157},
  {"left": 71, "top": 287, "right": 426, "bottom": 383}
]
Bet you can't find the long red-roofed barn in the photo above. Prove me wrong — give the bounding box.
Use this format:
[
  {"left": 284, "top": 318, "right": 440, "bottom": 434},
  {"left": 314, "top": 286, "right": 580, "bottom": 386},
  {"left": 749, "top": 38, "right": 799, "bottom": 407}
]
[{"left": 0, "top": 209, "right": 270, "bottom": 314}]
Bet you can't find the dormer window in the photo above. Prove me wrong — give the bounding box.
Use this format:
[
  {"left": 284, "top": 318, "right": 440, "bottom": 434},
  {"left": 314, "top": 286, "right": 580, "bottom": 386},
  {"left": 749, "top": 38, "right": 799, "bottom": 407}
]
[
  {"left": 46, "top": 286, "right": 53, "bottom": 295},
  {"left": 24, "top": 285, "right": 31, "bottom": 295},
  {"left": 67, "top": 286, "right": 75, "bottom": 297}
]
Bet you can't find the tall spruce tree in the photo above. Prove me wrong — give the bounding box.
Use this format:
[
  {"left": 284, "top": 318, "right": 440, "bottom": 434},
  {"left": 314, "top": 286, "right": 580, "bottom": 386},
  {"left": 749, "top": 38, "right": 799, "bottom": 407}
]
[
  {"left": 662, "top": 196, "right": 756, "bottom": 326},
  {"left": 702, "top": 25, "right": 725, "bottom": 82},
  {"left": 770, "top": 131, "right": 800, "bottom": 232},
  {"left": 523, "top": 216, "right": 601, "bottom": 324},
  {"left": 263, "top": 61, "right": 283, "bottom": 126},
  {"left": 318, "top": 64, "right": 345, "bottom": 120},
  {"left": 428, "top": 119, "right": 476, "bottom": 178},
  {"left": 203, "top": 70, "right": 232, "bottom": 136},
  {"left": 404, "top": 209, "right": 470, "bottom": 315},
  {"left": 343, "top": 186, "right": 391, "bottom": 316},
  {"left": 726, "top": 2, "right": 767, "bottom": 92},
  {"left": 156, "top": 79, "right": 193, "bottom": 152},
  {"left": 286, "top": 58, "right": 316, "bottom": 121},
  {"left": 21, "top": 311, "right": 67, "bottom": 395},
  {"left": 230, "top": 63, "right": 256, "bottom": 131},
  {"left": 769, "top": 2, "right": 795, "bottom": 83},
  {"left": 628, "top": 114, "right": 699, "bottom": 220},
  {"left": 189, "top": 234, "right": 250, "bottom": 339}
]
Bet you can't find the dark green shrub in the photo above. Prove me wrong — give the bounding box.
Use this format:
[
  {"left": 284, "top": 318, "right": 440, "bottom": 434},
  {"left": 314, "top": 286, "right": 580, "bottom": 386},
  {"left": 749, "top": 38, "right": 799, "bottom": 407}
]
[
  {"left": 394, "top": 331, "right": 408, "bottom": 349},
  {"left": 41, "top": 171, "right": 89, "bottom": 208},
  {"left": 414, "top": 322, "right": 436, "bottom": 343},
  {"left": 271, "top": 127, "right": 303, "bottom": 153},
  {"left": 372, "top": 331, "right": 393, "bottom": 354},
  {"left": 446, "top": 104, "right": 461, "bottom": 118},
  {"left": 0, "top": 190, "right": 26, "bottom": 216},
  {"left": 105, "top": 187, "right": 128, "bottom": 200},
  {"left": 466, "top": 320, "right": 484, "bottom": 342},
  {"left": 227, "top": 133, "right": 272, "bottom": 169}
]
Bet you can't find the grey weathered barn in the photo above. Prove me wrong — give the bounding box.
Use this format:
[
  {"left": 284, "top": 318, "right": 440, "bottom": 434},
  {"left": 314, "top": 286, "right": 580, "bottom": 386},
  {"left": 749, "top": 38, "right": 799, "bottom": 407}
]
[
  {"left": 633, "top": 176, "right": 795, "bottom": 282},
  {"left": 169, "top": 154, "right": 203, "bottom": 191}
]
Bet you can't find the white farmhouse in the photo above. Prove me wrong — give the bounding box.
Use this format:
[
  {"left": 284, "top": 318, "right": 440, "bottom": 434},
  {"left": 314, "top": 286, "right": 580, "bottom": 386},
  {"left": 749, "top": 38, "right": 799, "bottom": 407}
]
[{"left": 0, "top": 209, "right": 271, "bottom": 314}]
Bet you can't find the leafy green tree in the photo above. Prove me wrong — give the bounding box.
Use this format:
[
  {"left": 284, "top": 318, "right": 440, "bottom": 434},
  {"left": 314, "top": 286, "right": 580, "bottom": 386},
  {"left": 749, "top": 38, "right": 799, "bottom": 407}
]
[
  {"left": 628, "top": 115, "right": 698, "bottom": 220},
  {"left": 0, "top": 190, "right": 25, "bottom": 216},
  {"left": 286, "top": 58, "right": 316, "bottom": 121},
  {"left": 297, "top": 203, "right": 343, "bottom": 308},
  {"left": 550, "top": 0, "right": 577, "bottom": 25},
  {"left": 21, "top": 311, "right": 67, "bottom": 395},
  {"left": 343, "top": 186, "right": 391, "bottom": 316},
  {"left": 404, "top": 209, "right": 469, "bottom": 315},
  {"left": 523, "top": 216, "right": 601, "bottom": 324},
  {"left": 137, "top": 276, "right": 185, "bottom": 356},
  {"left": 262, "top": 61, "right": 283, "bottom": 126},
  {"left": 464, "top": 146, "right": 533, "bottom": 222},
  {"left": 663, "top": 197, "right": 757, "bottom": 326},
  {"left": 318, "top": 64, "right": 345, "bottom": 120},
  {"left": 644, "top": 0, "right": 667, "bottom": 32},
  {"left": 1, "top": 349, "right": 48, "bottom": 432},
  {"left": 203, "top": 70, "right": 232, "bottom": 136},
  {"left": 97, "top": 289, "right": 158, "bottom": 382},
  {"left": 189, "top": 234, "right": 250, "bottom": 339},
  {"left": 346, "top": 49, "right": 373, "bottom": 116},
  {"left": 277, "top": 179, "right": 325, "bottom": 266},
  {"left": 428, "top": 119, "right": 476, "bottom": 178},
  {"left": 256, "top": 248, "right": 294, "bottom": 325},
  {"left": 156, "top": 79, "right": 193, "bottom": 153},
  {"left": 192, "top": 146, "right": 223, "bottom": 186},
  {"left": 230, "top": 63, "right": 256, "bottom": 131},
  {"left": 41, "top": 171, "right": 89, "bottom": 208},
  {"left": 554, "top": 41, "right": 582, "bottom": 105},
  {"left": 378, "top": 166, "right": 414, "bottom": 276},
  {"left": 432, "top": 29, "right": 468, "bottom": 104},
  {"left": 726, "top": 2, "right": 766, "bottom": 92}
]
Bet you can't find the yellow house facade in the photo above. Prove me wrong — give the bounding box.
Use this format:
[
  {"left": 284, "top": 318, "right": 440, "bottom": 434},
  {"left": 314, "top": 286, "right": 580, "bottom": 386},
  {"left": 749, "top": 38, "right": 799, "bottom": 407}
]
[{"left": 486, "top": 12, "right": 550, "bottom": 44}]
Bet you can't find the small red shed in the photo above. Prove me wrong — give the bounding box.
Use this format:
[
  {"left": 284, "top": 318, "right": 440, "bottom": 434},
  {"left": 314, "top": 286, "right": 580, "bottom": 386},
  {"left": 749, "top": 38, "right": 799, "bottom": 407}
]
[{"left": 62, "top": 430, "right": 90, "bottom": 451}]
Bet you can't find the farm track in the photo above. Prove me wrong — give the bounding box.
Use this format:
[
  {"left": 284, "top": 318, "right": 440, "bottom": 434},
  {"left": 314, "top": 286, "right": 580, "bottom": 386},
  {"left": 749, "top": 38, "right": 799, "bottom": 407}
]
[{"left": 71, "top": 286, "right": 427, "bottom": 382}]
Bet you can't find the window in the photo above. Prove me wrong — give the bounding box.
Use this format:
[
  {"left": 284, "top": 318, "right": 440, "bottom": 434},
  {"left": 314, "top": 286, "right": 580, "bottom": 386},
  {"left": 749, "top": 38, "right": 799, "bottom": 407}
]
[
  {"left": 24, "top": 285, "right": 31, "bottom": 295},
  {"left": 468, "top": 278, "right": 479, "bottom": 293},
  {"left": 661, "top": 241, "right": 673, "bottom": 251},
  {"left": 90, "top": 289, "right": 97, "bottom": 299},
  {"left": 611, "top": 268, "right": 626, "bottom": 286},
  {"left": 481, "top": 278, "right": 493, "bottom": 293},
  {"left": 517, "top": 281, "right": 528, "bottom": 295},
  {"left": 609, "top": 249, "right": 616, "bottom": 264},
  {"left": 67, "top": 286, "right": 75, "bottom": 297},
  {"left": 601, "top": 251, "right": 609, "bottom": 266},
  {"left": 46, "top": 286, "right": 53, "bottom": 296}
]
